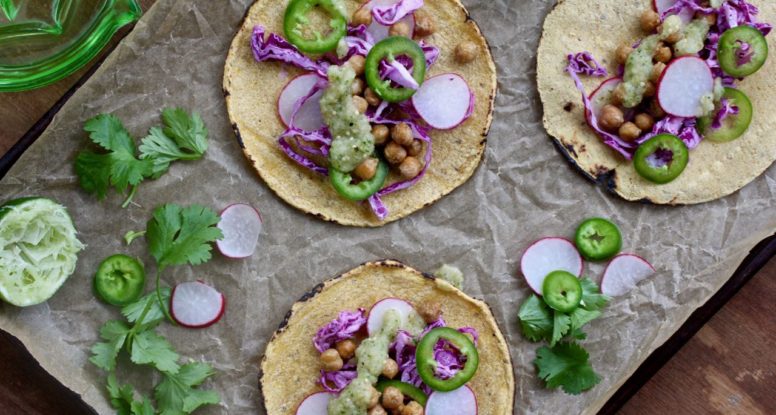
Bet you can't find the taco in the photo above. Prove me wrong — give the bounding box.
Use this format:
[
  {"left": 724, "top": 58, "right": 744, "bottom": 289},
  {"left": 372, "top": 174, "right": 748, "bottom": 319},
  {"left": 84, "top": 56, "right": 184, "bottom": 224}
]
[
  {"left": 259, "top": 260, "right": 514, "bottom": 414},
  {"left": 538, "top": 0, "right": 775, "bottom": 204},
  {"left": 224, "top": 0, "right": 497, "bottom": 226}
]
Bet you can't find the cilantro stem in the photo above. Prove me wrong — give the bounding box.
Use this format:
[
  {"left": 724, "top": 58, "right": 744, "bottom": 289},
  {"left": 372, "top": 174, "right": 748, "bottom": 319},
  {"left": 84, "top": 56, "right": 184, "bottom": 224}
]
[
  {"left": 155, "top": 267, "right": 176, "bottom": 324},
  {"left": 121, "top": 186, "right": 139, "bottom": 209}
]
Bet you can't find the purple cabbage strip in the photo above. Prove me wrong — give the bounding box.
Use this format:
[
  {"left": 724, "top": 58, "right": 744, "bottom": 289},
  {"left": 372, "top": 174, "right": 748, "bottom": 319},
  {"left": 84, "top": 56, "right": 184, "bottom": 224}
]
[
  {"left": 419, "top": 41, "right": 440, "bottom": 68},
  {"left": 278, "top": 135, "right": 329, "bottom": 175},
  {"left": 660, "top": 0, "right": 715, "bottom": 21},
  {"left": 250, "top": 26, "right": 328, "bottom": 77},
  {"left": 313, "top": 309, "right": 367, "bottom": 353},
  {"left": 372, "top": 0, "right": 423, "bottom": 26},
  {"left": 336, "top": 25, "right": 376, "bottom": 63},
  {"left": 319, "top": 362, "right": 358, "bottom": 393},
  {"left": 712, "top": 98, "right": 740, "bottom": 129},
  {"left": 636, "top": 116, "right": 703, "bottom": 150},
  {"left": 567, "top": 52, "right": 608, "bottom": 77},
  {"left": 380, "top": 59, "right": 419, "bottom": 90}
]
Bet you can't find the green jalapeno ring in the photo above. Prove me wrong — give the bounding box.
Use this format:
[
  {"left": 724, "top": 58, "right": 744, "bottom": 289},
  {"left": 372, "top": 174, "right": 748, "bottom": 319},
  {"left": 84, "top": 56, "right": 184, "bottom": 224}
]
[
  {"left": 365, "top": 36, "right": 427, "bottom": 103},
  {"left": 283, "top": 0, "right": 348, "bottom": 54},
  {"left": 697, "top": 87, "right": 753, "bottom": 143},
  {"left": 633, "top": 134, "right": 689, "bottom": 185},
  {"left": 376, "top": 379, "right": 428, "bottom": 406},
  {"left": 329, "top": 159, "right": 389, "bottom": 201},
  {"left": 415, "top": 327, "right": 479, "bottom": 392}
]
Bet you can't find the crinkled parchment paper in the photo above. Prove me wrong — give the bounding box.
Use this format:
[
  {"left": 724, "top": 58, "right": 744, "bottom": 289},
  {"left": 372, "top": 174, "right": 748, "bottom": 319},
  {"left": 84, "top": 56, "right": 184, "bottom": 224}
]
[{"left": 1, "top": 1, "right": 774, "bottom": 414}]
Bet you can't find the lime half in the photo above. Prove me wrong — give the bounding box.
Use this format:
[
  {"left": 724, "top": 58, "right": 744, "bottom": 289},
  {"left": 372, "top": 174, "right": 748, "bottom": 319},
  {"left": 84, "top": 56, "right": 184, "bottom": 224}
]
[{"left": 0, "top": 197, "right": 84, "bottom": 307}]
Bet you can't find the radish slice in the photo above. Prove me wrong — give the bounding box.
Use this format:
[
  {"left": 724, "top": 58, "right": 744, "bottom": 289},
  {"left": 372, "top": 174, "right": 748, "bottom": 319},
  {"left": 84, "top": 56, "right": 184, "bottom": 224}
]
[
  {"left": 520, "top": 238, "right": 584, "bottom": 295},
  {"left": 412, "top": 74, "right": 474, "bottom": 130},
  {"left": 358, "top": 0, "right": 415, "bottom": 41},
  {"left": 277, "top": 73, "right": 325, "bottom": 132},
  {"left": 653, "top": 0, "right": 694, "bottom": 23},
  {"left": 586, "top": 77, "right": 621, "bottom": 127},
  {"left": 295, "top": 392, "right": 333, "bottom": 414},
  {"left": 657, "top": 56, "right": 714, "bottom": 118},
  {"left": 425, "top": 386, "right": 477, "bottom": 415},
  {"left": 170, "top": 281, "right": 225, "bottom": 328},
  {"left": 601, "top": 254, "right": 656, "bottom": 297},
  {"left": 367, "top": 298, "right": 417, "bottom": 335},
  {"left": 217, "top": 203, "right": 263, "bottom": 259}
]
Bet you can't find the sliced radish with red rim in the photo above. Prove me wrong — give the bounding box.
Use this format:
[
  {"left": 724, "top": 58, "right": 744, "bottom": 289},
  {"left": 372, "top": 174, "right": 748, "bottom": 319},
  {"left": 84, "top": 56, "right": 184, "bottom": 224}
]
[
  {"left": 278, "top": 73, "right": 325, "bottom": 131},
  {"left": 358, "top": 0, "right": 415, "bottom": 41},
  {"left": 425, "top": 385, "right": 477, "bottom": 415},
  {"left": 520, "top": 237, "right": 584, "bottom": 295},
  {"left": 367, "top": 298, "right": 417, "bottom": 335},
  {"left": 653, "top": 0, "right": 694, "bottom": 23},
  {"left": 411, "top": 73, "right": 474, "bottom": 130},
  {"left": 217, "top": 203, "right": 263, "bottom": 259},
  {"left": 601, "top": 254, "right": 656, "bottom": 296},
  {"left": 657, "top": 56, "right": 714, "bottom": 118},
  {"left": 586, "top": 77, "right": 622, "bottom": 127},
  {"left": 170, "top": 281, "right": 225, "bottom": 328},
  {"left": 295, "top": 392, "right": 333, "bottom": 414}
]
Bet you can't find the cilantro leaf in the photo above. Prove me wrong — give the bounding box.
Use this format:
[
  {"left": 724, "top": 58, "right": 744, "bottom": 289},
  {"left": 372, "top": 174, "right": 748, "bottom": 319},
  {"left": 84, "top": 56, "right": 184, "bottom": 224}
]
[
  {"left": 130, "top": 329, "right": 180, "bottom": 374},
  {"left": 155, "top": 362, "right": 220, "bottom": 415},
  {"left": 580, "top": 278, "right": 610, "bottom": 311},
  {"left": 139, "top": 127, "right": 196, "bottom": 178},
  {"left": 146, "top": 204, "right": 222, "bottom": 269},
  {"left": 569, "top": 307, "right": 601, "bottom": 333},
  {"left": 534, "top": 342, "right": 601, "bottom": 395},
  {"left": 122, "top": 288, "right": 172, "bottom": 327},
  {"left": 131, "top": 397, "right": 156, "bottom": 415},
  {"left": 551, "top": 311, "right": 571, "bottom": 346},
  {"left": 161, "top": 108, "right": 209, "bottom": 155},
  {"left": 107, "top": 373, "right": 135, "bottom": 415},
  {"left": 518, "top": 295, "right": 554, "bottom": 342},
  {"left": 90, "top": 320, "right": 130, "bottom": 371}
]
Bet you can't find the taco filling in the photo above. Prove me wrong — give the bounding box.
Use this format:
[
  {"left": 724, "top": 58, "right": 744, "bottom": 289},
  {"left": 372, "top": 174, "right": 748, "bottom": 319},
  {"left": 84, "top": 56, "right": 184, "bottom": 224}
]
[
  {"left": 249, "top": 0, "right": 479, "bottom": 220},
  {"left": 302, "top": 297, "right": 480, "bottom": 414},
  {"left": 566, "top": 0, "right": 771, "bottom": 184}
]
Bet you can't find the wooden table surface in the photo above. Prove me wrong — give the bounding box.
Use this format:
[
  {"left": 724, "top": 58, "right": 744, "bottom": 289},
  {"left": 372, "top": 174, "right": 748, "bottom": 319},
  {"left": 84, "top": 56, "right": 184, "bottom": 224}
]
[{"left": 1, "top": 2, "right": 775, "bottom": 414}]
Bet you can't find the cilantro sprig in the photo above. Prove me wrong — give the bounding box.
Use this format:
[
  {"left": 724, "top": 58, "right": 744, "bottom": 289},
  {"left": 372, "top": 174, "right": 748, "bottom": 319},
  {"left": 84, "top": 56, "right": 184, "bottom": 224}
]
[
  {"left": 76, "top": 109, "right": 208, "bottom": 207},
  {"left": 518, "top": 277, "right": 610, "bottom": 395}
]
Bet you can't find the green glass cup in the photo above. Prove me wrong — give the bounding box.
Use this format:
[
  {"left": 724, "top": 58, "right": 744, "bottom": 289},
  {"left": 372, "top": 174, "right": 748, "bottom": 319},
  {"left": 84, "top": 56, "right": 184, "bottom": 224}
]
[{"left": 0, "top": 0, "right": 141, "bottom": 92}]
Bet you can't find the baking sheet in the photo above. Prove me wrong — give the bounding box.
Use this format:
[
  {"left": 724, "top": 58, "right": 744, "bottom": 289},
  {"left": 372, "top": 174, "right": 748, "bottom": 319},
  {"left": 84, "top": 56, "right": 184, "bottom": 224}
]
[{"left": 1, "top": 0, "right": 775, "bottom": 414}]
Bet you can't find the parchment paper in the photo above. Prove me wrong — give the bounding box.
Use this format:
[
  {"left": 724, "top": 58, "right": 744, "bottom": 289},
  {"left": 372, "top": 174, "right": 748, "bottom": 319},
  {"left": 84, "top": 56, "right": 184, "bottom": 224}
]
[{"left": 1, "top": 0, "right": 774, "bottom": 414}]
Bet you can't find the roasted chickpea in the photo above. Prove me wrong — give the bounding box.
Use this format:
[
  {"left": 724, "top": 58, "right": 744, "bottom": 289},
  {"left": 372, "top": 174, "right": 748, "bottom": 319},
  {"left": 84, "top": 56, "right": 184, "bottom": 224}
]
[
  {"left": 369, "top": 405, "right": 388, "bottom": 415},
  {"left": 611, "top": 84, "right": 626, "bottom": 106},
  {"left": 368, "top": 387, "right": 381, "bottom": 409},
  {"left": 384, "top": 142, "right": 407, "bottom": 165},
  {"left": 663, "top": 30, "right": 683, "bottom": 44},
  {"left": 700, "top": 12, "right": 717, "bottom": 26},
  {"left": 643, "top": 81, "right": 656, "bottom": 98},
  {"left": 393, "top": 405, "right": 405, "bottom": 415},
  {"left": 365, "top": 87, "right": 382, "bottom": 107},
  {"left": 398, "top": 156, "right": 422, "bottom": 180},
  {"left": 406, "top": 139, "right": 423, "bottom": 157},
  {"left": 391, "top": 122, "right": 414, "bottom": 146},
  {"left": 354, "top": 158, "right": 379, "bottom": 181},
  {"left": 413, "top": 10, "right": 435, "bottom": 37},
  {"left": 321, "top": 349, "right": 343, "bottom": 372},
  {"left": 372, "top": 124, "right": 390, "bottom": 145},
  {"left": 352, "top": 7, "right": 373, "bottom": 27},
  {"left": 401, "top": 401, "right": 424, "bottom": 415},
  {"left": 390, "top": 22, "right": 411, "bottom": 37},
  {"left": 619, "top": 122, "right": 642, "bottom": 142},
  {"left": 353, "top": 95, "right": 369, "bottom": 114},
  {"left": 649, "top": 98, "right": 667, "bottom": 118},
  {"left": 382, "top": 358, "right": 399, "bottom": 379},
  {"left": 417, "top": 301, "right": 441, "bottom": 324},
  {"left": 634, "top": 113, "right": 655, "bottom": 131},
  {"left": 640, "top": 9, "right": 661, "bottom": 33},
  {"left": 352, "top": 77, "right": 365, "bottom": 96},
  {"left": 650, "top": 62, "right": 666, "bottom": 82},
  {"left": 382, "top": 387, "right": 404, "bottom": 410},
  {"left": 654, "top": 45, "right": 672, "bottom": 63},
  {"left": 347, "top": 55, "right": 366, "bottom": 76},
  {"left": 616, "top": 44, "right": 633, "bottom": 66},
  {"left": 454, "top": 41, "right": 478, "bottom": 63},
  {"left": 599, "top": 104, "right": 625, "bottom": 132},
  {"left": 335, "top": 339, "right": 357, "bottom": 360}
]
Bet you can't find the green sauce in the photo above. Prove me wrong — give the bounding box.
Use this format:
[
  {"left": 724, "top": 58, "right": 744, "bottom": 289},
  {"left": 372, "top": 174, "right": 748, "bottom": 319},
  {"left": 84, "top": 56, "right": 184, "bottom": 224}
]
[
  {"left": 434, "top": 264, "right": 464, "bottom": 290},
  {"left": 320, "top": 65, "right": 375, "bottom": 173},
  {"left": 674, "top": 18, "right": 711, "bottom": 57}
]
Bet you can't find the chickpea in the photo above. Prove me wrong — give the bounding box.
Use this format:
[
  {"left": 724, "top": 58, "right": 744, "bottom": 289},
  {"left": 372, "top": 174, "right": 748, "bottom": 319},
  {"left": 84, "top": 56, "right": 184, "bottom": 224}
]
[
  {"left": 382, "top": 358, "right": 399, "bottom": 379},
  {"left": 455, "top": 41, "right": 478, "bottom": 63},
  {"left": 664, "top": 30, "right": 683, "bottom": 44},
  {"left": 700, "top": 12, "right": 717, "bottom": 26},
  {"left": 354, "top": 158, "right": 379, "bottom": 181},
  {"left": 389, "top": 22, "right": 411, "bottom": 37},
  {"left": 619, "top": 122, "right": 642, "bottom": 142},
  {"left": 616, "top": 44, "right": 633, "bottom": 65},
  {"left": 640, "top": 9, "right": 661, "bottom": 33},
  {"left": 368, "top": 387, "right": 381, "bottom": 409},
  {"left": 654, "top": 45, "right": 672, "bottom": 63},
  {"left": 352, "top": 7, "right": 373, "bottom": 27},
  {"left": 649, "top": 99, "right": 667, "bottom": 118},
  {"left": 321, "top": 349, "right": 343, "bottom": 372},
  {"left": 393, "top": 405, "right": 405, "bottom": 415},
  {"left": 611, "top": 84, "right": 626, "bottom": 106},
  {"left": 413, "top": 10, "right": 435, "bottom": 37},
  {"left": 650, "top": 62, "right": 666, "bottom": 83},
  {"left": 352, "top": 77, "right": 365, "bottom": 96},
  {"left": 635, "top": 113, "right": 655, "bottom": 131},
  {"left": 406, "top": 139, "right": 423, "bottom": 157},
  {"left": 599, "top": 104, "right": 625, "bottom": 132},
  {"left": 369, "top": 405, "right": 388, "bottom": 415},
  {"left": 384, "top": 142, "right": 407, "bottom": 165},
  {"left": 643, "top": 81, "right": 656, "bottom": 98},
  {"left": 401, "top": 401, "right": 424, "bottom": 415},
  {"left": 353, "top": 95, "right": 369, "bottom": 114},
  {"left": 391, "top": 122, "right": 414, "bottom": 146},
  {"left": 372, "top": 124, "right": 390, "bottom": 145},
  {"left": 347, "top": 55, "right": 366, "bottom": 76},
  {"left": 417, "top": 301, "right": 441, "bottom": 324},
  {"left": 365, "top": 87, "right": 382, "bottom": 107},
  {"left": 398, "top": 156, "right": 422, "bottom": 180},
  {"left": 382, "top": 387, "right": 404, "bottom": 410},
  {"left": 335, "top": 339, "right": 357, "bottom": 360}
]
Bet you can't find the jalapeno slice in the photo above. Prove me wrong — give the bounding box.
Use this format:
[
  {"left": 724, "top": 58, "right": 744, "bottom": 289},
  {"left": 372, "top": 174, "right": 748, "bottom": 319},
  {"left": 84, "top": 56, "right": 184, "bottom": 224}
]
[
  {"left": 416, "top": 327, "right": 479, "bottom": 392},
  {"left": 93, "top": 254, "right": 146, "bottom": 306},
  {"left": 365, "top": 36, "right": 427, "bottom": 103},
  {"left": 697, "top": 87, "right": 753, "bottom": 143},
  {"left": 376, "top": 379, "right": 428, "bottom": 406},
  {"left": 283, "top": 0, "right": 347, "bottom": 54},
  {"left": 574, "top": 218, "right": 622, "bottom": 262},
  {"left": 330, "top": 159, "right": 389, "bottom": 201},
  {"left": 542, "top": 271, "right": 583, "bottom": 313},
  {"left": 718, "top": 26, "right": 768, "bottom": 78},
  {"left": 633, "top": 134, "right": 689, "bottom": 184}
]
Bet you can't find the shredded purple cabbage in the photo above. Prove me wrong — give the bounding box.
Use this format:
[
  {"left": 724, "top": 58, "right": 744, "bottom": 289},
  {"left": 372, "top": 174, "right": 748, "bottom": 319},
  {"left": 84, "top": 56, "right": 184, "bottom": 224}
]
[
  {"left": 250, "top": 26, "right": 328, "bottom": 77},
  {"left": 313, "top": 309, "right": 367, "bottom": 353},
  {"left": 319, "top": 362, "right": 358, "bottom": 393},
  {"left": 335, "top": 25, "right": 376, "bottom": 63},
  {"left": 712, "top": 98, "right": 740, "bottom": 129},
  {"left": 660, "top": 0, "right": 715, "bottom": 20},
  {"left": 419, "top": 41, "right": 440, "bottom": 67},
  {"left": 636, "top": 116, "right": 703, "bottom": 149},
  {"left": 381, "top": 59, "right": 419, "bottom": 90},
  {"left": 567, "top": 52, "right": 608, "bottom": 77},
  {"left": 372, "top": 0, "right": 423, "bottom": 26}
]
